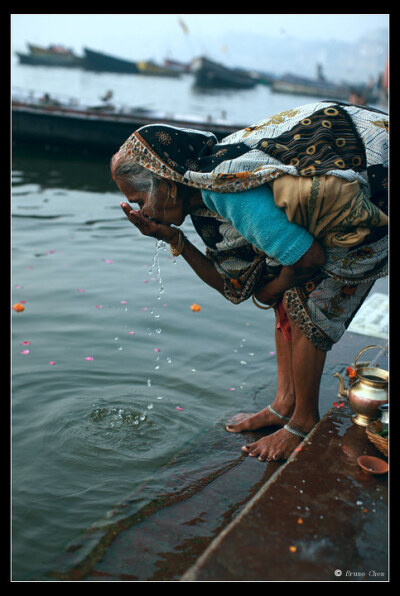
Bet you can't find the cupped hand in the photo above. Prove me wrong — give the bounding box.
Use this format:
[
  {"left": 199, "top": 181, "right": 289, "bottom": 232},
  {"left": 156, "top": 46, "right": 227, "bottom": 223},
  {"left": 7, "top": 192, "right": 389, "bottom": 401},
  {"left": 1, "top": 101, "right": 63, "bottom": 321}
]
[{"left": 120, "top": 202, "right": 179, "bottom": 244}]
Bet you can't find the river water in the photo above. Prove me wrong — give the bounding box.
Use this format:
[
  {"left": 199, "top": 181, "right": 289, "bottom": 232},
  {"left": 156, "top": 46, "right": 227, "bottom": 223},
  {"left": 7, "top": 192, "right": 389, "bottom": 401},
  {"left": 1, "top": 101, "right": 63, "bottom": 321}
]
[{"left": 11, "top": 58, "right": 385, "bottom": 580}]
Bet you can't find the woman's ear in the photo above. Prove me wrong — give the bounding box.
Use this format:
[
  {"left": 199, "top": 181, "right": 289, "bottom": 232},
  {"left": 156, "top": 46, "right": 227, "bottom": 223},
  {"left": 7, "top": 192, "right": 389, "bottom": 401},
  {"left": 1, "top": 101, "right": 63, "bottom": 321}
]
[{"left": 170, "top": 181, "right": 178, "bottom": 200}]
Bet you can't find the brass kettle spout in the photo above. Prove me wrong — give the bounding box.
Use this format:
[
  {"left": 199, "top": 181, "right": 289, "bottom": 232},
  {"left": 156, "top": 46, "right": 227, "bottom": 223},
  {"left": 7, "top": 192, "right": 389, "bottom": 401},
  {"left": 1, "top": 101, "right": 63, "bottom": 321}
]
[{"left": 333, "top": 372, "right": 349, "bottom": 398}]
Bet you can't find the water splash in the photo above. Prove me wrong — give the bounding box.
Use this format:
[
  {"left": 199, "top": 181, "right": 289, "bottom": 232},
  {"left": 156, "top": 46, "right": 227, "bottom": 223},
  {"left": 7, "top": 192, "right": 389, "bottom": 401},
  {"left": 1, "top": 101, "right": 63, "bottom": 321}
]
[
  {"left": 148, "top": 239, "right": 165, "bottom": 299},
  {"left": 144, "top": 240, "right": 171, "bottom": 394}
]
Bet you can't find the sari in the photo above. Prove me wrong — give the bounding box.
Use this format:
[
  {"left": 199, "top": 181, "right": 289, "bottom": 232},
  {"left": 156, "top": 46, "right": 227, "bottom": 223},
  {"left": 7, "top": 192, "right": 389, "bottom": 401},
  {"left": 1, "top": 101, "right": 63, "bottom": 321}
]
[{"left": 117, "top": 101, "right": 388, "bottom": 351}]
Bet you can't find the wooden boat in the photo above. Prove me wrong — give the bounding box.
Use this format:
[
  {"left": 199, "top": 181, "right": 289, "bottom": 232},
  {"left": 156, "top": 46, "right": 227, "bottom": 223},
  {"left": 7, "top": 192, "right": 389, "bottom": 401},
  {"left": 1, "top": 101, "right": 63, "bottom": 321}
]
[
  {"left": 249, "top": 70, "right": 276, "bottom": 86},
  {"left": 272, "top": 73, "right": 350, "bottom": 100},
  {"left": 83, "top": 47, "right": 139, "bottom": 74},
  {"left": 28, "top": 43, "right": 76, "bottom": 56},
  {"left": 17, "top": 43, "right": 82, "bottom": 68},
  {"left": 163, "top": 58, "right": 191, "bottom": 73},
  {"left": 190, "top": 56, "right": 257, "bottom": 89},
  {"left": 17, "top": 52, "right": 82, "bottom": 68},
  {"left": 136, "top": 61, "right": 181, "bottom": 78},
  {"left": 12, "top": 89, "right": 242, "bottom": 154}
]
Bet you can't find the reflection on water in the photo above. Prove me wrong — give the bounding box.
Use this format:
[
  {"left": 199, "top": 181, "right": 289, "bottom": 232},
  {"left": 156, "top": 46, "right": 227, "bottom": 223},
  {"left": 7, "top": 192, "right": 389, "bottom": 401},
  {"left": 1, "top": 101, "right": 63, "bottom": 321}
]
[
  {"left": 12, "top": 144, "right": 282, "bottom": 579},
  {"left": 12, "top": 145, "right": 116, "bottom": 192}
]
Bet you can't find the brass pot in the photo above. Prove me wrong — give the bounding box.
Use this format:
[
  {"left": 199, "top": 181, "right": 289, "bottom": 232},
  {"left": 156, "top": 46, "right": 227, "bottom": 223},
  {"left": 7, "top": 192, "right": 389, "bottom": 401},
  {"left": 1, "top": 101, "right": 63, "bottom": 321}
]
[{"left": 333, "top": 345, "right": 388, "bottom": 427}]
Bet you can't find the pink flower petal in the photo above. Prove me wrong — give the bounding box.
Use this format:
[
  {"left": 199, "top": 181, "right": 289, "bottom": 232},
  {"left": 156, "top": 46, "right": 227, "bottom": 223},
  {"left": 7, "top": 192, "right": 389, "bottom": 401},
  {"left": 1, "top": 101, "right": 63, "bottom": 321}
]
[
  {"left": 95, "top": 305, "right": 102, "bottom": 309},
  {"left": 85, "top": 356, "right": 94, "bottom": 361},
  {"left": 20, "top": 340, "right": 31, "bottom": 345},
  {"left": 154, "top": 348, "right": 161, "bottom": 352},
  {"left": 176, "top": 406, "right": 184, "bottom": 411},
  {"left": 48, "top": 361, "right": 56, "bottom": 365},
  {"left": 129, "top": 331, "right": 135, "bottom": 335},
  {"left": 20, "top": 349, "right": 30, "bottom": 355}
]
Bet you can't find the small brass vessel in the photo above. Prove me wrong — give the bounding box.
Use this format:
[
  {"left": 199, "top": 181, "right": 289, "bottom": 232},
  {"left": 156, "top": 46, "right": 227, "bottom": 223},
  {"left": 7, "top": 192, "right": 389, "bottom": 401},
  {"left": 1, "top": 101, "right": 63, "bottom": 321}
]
[{"left": 333, "top": 345, "right": 388, "bottom": 427}]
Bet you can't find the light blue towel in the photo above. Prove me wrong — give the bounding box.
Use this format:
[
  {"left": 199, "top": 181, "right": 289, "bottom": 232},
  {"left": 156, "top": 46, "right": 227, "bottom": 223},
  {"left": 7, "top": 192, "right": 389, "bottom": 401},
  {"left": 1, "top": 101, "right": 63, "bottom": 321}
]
[{"left": 201, "top": 185, "right": 314, "bottom": 266}]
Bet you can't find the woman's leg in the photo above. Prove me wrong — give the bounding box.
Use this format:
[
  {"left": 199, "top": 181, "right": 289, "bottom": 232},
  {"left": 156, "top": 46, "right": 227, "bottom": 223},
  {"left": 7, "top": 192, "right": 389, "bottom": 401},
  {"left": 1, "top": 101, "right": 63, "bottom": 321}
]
[
  {"left": 225, "top": 321, "right": 296, "bottom": 433},
  {"left": 242, "top": 313, "right": 326, "bottom": 461}
]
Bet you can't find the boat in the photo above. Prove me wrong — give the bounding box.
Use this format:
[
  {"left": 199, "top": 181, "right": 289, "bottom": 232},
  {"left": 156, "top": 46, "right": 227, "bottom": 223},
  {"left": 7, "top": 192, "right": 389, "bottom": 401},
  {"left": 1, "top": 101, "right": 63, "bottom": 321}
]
[
  {"left": 11, "top": 89, "right": 242, "bottom": 155},
  {"left": 16, "top": 43, "right": 82, "bottom": 68},
  {"left": 83, "top": 47, "right": 139, "bottom": 74},
  {"left": 272, "top": 72, "right": 350, "bottom": 100},
  {"left": 163, "top": 58, "right": 191, "bottom": 73},
  {"left": 249, "top": 70, "right": 277, "bottom": 86},
  {"left": 136, "top": 60, "right": 181, "bottom": 78},
  {"left": 17, "top": 51, "right": 82, "bottom": 68},
  {"left": 190, "top": 56, "right": 257, "bottom": 89},
  {"left": 28, "top": 43, "right": 76, "bottom": 56}
]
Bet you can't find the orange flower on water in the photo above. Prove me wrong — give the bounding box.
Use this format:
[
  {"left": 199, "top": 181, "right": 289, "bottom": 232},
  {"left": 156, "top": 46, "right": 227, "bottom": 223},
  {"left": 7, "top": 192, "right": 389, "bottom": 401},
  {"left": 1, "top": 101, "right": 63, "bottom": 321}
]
[
  {"left": 12, "top": 303, "right": 25, "bottom": 312},
  {"left": 289, "top": 545, "right": 297, "bottom": 553},
  {"left": 190, "top": 303, "right": 202, "bottom": 312}
]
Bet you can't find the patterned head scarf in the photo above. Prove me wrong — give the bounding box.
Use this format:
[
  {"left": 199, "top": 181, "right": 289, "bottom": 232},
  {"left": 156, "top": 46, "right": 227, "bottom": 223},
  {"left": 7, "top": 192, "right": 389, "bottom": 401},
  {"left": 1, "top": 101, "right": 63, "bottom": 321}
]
[
  {"left": 117, "top": 123, "right": 249, "bottom": 186},
  {"left": 116, "top": 101, "right": 388, "bottom": 309},
  {"left": 117, "top": 101, "right": 388, "bottom": 207}
]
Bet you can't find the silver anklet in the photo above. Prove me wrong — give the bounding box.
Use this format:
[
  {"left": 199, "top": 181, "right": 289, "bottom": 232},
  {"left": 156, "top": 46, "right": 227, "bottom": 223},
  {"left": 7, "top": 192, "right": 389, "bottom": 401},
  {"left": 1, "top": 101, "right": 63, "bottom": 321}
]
[
  {"left": 283, "top": 423, "right": 308, "bottom": 439},
  {"left": 267, "top": 404, "right": 290, "bottom": 422}
]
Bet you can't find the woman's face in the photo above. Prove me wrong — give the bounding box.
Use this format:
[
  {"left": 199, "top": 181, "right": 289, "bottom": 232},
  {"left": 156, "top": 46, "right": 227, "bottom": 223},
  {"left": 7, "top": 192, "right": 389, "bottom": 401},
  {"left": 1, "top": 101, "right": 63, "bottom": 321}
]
[{"left": 117, "top": 177, "right": 185, "bottom": 226}]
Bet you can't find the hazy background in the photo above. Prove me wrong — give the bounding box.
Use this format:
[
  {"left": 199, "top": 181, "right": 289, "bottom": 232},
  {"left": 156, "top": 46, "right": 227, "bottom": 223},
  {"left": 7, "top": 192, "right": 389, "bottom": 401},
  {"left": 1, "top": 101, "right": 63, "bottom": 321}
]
[{"left": 11, "top": 13, "right": 389, "bottom": 85}]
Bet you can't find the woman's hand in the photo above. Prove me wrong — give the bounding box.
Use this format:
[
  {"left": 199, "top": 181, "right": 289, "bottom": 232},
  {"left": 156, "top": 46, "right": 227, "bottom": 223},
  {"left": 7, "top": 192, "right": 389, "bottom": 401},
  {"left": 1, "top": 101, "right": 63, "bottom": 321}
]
[
  {"left": 120, "top": 202, "right": 179, "bottom": 245},
  {"left": 254, "top": 240, "right": 326, "bottom": 304}
]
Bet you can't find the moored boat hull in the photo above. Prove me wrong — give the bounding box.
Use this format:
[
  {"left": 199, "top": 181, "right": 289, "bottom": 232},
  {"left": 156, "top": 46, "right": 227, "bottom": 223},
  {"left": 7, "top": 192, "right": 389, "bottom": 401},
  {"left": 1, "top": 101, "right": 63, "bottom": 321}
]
[
  {"left": 12, "top": 97, "right": 241, "bottom": 154},
  {"left": 83, "top": 47, "right": 139, "bottom": 74},
  {"left": 191, "top": 56, "right": 256, "bottom": 89}
]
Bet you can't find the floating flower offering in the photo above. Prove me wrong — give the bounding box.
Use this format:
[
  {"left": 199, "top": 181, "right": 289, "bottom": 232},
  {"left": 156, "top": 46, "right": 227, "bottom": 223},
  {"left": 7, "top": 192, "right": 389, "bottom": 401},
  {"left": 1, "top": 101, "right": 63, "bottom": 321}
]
[{"left": 13, "top": 303, "right": 25, "bottom": 312}]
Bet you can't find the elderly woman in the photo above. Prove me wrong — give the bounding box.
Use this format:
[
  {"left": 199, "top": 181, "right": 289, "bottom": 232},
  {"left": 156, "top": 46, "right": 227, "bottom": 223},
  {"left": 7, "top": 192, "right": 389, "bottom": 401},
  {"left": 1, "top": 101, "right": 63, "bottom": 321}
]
[{"left": 111, "top": 101, "right": 388, "bottom": 462}]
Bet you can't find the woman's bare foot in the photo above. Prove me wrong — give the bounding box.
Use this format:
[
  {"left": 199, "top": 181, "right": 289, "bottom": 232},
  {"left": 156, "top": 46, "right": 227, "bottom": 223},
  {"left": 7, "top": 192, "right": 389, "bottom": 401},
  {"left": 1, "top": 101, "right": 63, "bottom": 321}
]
[
  {"left": 241, "top": 411, "right": 319, "bottom": 461},
  {"left": 241, "top": 424, "right": 310, "bottom": 461},
  {"left": 225, "top": 401, "right": 293, "bottom": 433}
]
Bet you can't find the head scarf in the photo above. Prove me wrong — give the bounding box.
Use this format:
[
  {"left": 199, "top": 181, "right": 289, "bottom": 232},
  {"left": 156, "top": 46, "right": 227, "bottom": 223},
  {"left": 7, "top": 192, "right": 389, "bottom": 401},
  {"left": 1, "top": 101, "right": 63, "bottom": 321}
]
[
  {"left": 117, "top": 101, "right": 388, "bottom": 306},
  {"left": 118, "top": 100, "right": 388, "bottom": 210}
]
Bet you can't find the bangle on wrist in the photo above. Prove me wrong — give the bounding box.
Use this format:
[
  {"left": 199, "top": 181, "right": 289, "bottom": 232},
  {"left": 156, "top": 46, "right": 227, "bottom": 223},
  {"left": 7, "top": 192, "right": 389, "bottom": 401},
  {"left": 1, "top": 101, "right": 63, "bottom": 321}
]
[
  {"left": 252, "top": 293, "right": 280, "bottom": 310},
  {"left": 170, "top": 230, "right": 186, "bottom": 257}
]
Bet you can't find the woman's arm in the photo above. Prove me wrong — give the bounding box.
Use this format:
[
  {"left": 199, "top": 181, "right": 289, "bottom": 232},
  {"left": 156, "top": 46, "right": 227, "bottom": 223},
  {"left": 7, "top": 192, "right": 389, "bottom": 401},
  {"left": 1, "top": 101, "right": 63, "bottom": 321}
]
[
  {"left": 254, "top": 239, "right": 326, "bottom": 304},
  {"left": 121, "top": 203, "right": 225, "bottom": 295}
]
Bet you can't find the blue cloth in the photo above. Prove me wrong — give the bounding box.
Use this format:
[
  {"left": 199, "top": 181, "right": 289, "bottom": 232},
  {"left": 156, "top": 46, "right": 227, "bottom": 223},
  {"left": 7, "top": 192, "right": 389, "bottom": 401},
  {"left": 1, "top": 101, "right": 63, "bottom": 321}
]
[{"left": 201, "top": 185, "right": 314, "bottom": 266}]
